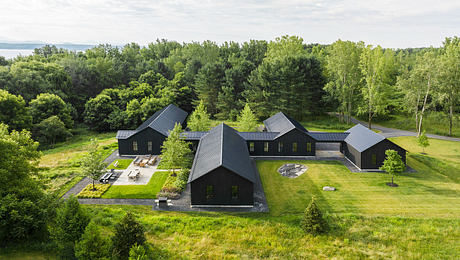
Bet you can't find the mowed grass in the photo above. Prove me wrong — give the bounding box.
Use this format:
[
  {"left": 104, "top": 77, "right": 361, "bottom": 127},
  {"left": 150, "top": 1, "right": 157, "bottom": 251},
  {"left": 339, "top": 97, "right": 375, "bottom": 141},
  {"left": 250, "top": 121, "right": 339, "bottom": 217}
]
[
  {"left": 258, "top": 160, "right": 460, "bottom": 218},
  {"left": 101, "top": 171, "right": 169, "bottom": 199},
  {"left": 106, "top": 159, "right": 133, "bottom": 170}
]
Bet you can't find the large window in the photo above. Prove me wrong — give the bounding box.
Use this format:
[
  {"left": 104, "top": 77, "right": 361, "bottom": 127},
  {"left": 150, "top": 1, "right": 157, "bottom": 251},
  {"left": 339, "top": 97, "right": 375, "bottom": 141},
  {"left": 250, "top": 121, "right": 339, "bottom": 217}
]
[
  {"left": 372, "top": 154, "right": 377, "bottom": 165},
  {"left": 249, "top": 142, "right": 255, "bottom": 152},
  {"left": 147, "top": 141, "right": 152, "bottom": 152},
  {"left": 306, "top": 142, "right": 312, "bottom": 152},
  {"left": 206, "top": 185, "right": 214, "bottom": 200},
  {"left": 264, "top": 142, "right": 269, "bottom": 152},
  {"left": 292, "top": 142, "right": 298, "bottom": 152},
  {"left": 231, "top": 186, "right": 239, "bottom": 199},
  {"left": 133, "top": 141, "right": 138, "bottom": 151},
  {"left": 278, "top": 142, "right": 283, "bottom": 153}
]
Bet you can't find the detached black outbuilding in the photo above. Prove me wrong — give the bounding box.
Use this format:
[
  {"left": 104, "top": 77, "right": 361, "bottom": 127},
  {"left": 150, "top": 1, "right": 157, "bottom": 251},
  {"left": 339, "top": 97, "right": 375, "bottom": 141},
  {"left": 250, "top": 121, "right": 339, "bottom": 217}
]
[
  {"left": 341, "top": 124, "right": 406, "bottom": 169},
  {"left": 116, "top": 104, "right": 188, "bottom": 155},
  {"left": 188, "top": 124, "right": 256, "bottom": 206}
]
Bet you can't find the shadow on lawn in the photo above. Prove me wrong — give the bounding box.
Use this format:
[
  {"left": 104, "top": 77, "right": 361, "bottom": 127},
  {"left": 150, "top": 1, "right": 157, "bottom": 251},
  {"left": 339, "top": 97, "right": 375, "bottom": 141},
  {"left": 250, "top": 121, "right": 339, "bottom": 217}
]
[{"left": 409, "top": 154, "right": 459, "bottom": 182}]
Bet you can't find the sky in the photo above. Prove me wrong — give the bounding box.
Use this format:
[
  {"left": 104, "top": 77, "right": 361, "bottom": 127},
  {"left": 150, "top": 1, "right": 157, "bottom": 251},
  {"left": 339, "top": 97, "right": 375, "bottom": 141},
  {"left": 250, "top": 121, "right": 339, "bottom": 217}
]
[{"left": 0, "top": 0, "right": 459, "bottom": 48}]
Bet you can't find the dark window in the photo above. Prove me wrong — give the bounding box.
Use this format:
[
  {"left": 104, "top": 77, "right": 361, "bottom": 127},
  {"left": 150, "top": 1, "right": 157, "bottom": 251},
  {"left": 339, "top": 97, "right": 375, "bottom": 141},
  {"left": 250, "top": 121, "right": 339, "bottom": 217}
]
[
  {"left": 278, "top": 142, "right": 283, "bottom": 153},
  {"left": 306, "top": 142, "right": 312, "bottom": 152},
  {"left": 133, "top": 141, "right": 138, "bottom": 151},
  {"left": 206, "top": 185, "right": 214, "bottom": 200},
  {"left": 264, "top": 142, "right": 269, "bottom": 152},
  {"left": 231, "top": 186, "right": 239, "bottom": 199},
  {"left": 372, "top": 154, "right": 377, "bottom": 165},
  {"left": 148, "top": 141, "right": 152, "bottom": 152},
  {"left": 249, "top": 142, "right": 255, "bottom": 152},
  {"left": 292, "top": 142, "right": 298, "bottom": 152}
]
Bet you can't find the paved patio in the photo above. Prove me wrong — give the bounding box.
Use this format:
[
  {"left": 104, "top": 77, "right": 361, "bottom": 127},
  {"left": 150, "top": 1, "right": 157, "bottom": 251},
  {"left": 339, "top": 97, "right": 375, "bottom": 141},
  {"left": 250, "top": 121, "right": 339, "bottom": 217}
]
[{"left": 112, "top": 157, "right": 167, "bottom": 185}]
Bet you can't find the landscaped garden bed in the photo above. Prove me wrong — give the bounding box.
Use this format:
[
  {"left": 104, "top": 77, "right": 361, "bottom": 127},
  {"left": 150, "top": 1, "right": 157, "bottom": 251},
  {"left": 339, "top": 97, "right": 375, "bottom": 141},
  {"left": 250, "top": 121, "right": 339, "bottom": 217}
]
[
  {"left": 158, "top": 169, "right": 190, "bottom": 199},
  {"left": 77, "top": 183, "right": 111, "bottom": 198}
]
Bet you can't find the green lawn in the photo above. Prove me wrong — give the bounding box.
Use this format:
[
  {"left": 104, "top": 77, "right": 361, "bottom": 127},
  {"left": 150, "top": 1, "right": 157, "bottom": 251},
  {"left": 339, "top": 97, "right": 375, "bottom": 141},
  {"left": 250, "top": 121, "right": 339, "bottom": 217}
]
[
  {"left": 101, "top": 171, "right": 169, "bottom": 199},
  {"left": 106, "top": 159, "right": 133, "bottom": 170}
]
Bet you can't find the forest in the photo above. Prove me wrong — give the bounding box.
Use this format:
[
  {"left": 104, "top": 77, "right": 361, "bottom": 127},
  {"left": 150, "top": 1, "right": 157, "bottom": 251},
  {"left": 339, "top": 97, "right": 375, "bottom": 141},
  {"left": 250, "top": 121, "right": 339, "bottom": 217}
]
[{"left": 0, "top": 35, "right": 459, "bottom": 148}]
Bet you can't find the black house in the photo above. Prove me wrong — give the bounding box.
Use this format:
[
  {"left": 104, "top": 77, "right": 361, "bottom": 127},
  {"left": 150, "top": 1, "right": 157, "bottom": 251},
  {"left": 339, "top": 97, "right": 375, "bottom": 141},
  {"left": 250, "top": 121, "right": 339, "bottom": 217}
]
[
  {"left": 116, "top": 104, "right": 188, "bottom": 155},
  {"left": 341, "top": 124, "right": 406, "bottom": 169},
  {"left": 188, "top": 124, "right": 256, "bottom": 207},
  {"left": 259, "top": 112, "right": 317, "bottom": 156}
]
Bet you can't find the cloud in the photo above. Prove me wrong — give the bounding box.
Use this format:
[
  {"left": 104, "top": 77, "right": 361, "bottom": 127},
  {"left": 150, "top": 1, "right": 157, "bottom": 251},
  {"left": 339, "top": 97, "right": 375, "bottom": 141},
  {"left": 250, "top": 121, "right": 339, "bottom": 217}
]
[{"left": 0, "top": 0, "right": 459, "bottom": 47}]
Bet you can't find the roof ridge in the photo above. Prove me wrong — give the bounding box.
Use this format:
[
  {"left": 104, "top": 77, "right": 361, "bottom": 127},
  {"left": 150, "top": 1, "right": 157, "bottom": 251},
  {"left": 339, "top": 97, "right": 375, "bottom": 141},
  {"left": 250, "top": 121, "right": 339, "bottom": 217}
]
[
  {"left": 219, "top": 124, "right": 224, "bottom": 167},
  {"left": 151, "top": 104, "right": 173, "bottom": 130}
]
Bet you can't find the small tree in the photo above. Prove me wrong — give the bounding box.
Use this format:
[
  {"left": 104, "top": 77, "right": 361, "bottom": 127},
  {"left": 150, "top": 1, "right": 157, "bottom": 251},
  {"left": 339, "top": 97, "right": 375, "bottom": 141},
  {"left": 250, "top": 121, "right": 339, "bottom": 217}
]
[
  {"left": 35, "top": 116, "right": 72, "bottom": 146},
  {"left": 51, "top": 196, "right": 90, "bottom": 259},
  {"left": 160, "top": 123, "right": 192, "bottom": 174},
  {"left": 379, "top": 149, "right": 406, "bottom": 187},
  {"left": 187, "top": 100, "right": 211, "bottom": 131},
  {"left": 417, "top": 131, "right": 429, "bottom": 153},
  {"left": 301, "top": 197, "right": 328, "bottom": 235},
  {"left": 112, "top": 212, "right": 146, "bottom": 260},
  {"left": 75, "top": 222, "right": 110, "bottom": 260},
  {"left": 81, "top": 139, "right": 107, "bottom": 190},
  {"left": 238, "top": 103, "right": 258, "bottom": 132}
]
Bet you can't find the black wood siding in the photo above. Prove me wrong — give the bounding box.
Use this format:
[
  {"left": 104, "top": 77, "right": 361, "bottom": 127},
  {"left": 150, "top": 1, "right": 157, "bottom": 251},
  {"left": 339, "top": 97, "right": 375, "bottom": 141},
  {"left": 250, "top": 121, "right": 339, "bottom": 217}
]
[
  {"left": 118, "top": 128, "right": 166, "bottom": 155},
  {"left": 190, "top": 166, "right": 254, "bottom": 206},
  {"left": 246, "top": 129, "right": 316, "bottom": 156},
  {"left": 342, "top": 142, "right": 362, "bottom": 168},
  {"left": 361, "top": 139, "right": 406, "bottom": 169}
]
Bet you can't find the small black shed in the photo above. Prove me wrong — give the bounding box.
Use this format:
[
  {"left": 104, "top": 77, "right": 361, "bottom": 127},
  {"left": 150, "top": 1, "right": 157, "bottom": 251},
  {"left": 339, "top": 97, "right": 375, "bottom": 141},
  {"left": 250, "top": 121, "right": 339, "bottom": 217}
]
[
  {"left": 188, "top": 124, "right": 256, "bottom": 206},
  {"left": 116, "top": 104, "right": 188, "bottom": 155},
  {"left": 342, "top": 124, "right": 406, "bottom": 169}
]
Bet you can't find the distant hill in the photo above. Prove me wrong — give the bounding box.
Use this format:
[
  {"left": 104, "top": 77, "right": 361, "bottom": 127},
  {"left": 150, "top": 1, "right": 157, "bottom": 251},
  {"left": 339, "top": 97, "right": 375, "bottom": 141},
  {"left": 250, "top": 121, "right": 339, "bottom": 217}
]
[{"left": 0, "top": 42, "right": 94, "bottom": 50}]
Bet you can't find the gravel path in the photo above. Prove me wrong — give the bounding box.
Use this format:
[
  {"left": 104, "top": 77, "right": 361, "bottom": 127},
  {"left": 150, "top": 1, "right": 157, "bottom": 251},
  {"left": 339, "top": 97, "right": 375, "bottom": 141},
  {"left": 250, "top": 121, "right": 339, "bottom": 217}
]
[
  {"left": 347, "top": 116, "right": 460, "bottom": 142},
  {"left": 62, "top": 177, "right": 92, "bottom": 199}
]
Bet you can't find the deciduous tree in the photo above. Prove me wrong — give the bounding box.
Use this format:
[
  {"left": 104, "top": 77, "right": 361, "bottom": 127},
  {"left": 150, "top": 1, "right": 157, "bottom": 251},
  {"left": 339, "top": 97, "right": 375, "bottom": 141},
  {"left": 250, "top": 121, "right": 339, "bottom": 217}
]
[
  {"left": 379, "top": 149, "right": 406, "bottom": 187},
  {"left": 81, "top": 139, "right": 107, "bottom": 190}
]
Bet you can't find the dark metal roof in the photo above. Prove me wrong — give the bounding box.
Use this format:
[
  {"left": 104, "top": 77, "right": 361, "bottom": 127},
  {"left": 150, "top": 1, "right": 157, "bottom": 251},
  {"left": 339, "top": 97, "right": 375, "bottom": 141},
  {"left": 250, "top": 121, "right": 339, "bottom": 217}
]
[
  {"left": 116, "top": 104, "right": 188, "bottom": 139},
  {"left": 344, "top": 124, "right": 385, "bottom": 152},
  {"left": 116, "top": 130, "right": 137, "bottom": 139},
  {"left": 308, "top": 132, "right": 349, "bottom": 142},
  {"left": 188, "top": 123, "right": 256, "bottom": 183},
  {"left": 263, "top": 112, "right": 308, "bottom": 138},
  {"left": 238, "top": 132, "right": 279, "bottom": 141},
  {"left": 182, "top": 131, "right": 208, "bottom": 141}
]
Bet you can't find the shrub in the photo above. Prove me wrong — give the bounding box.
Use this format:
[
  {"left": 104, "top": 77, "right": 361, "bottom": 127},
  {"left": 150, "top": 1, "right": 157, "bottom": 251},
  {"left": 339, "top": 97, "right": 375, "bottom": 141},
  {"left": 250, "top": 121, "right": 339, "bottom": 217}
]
[
  {"left": 129, "top": 243, "right": 154, "bottom": 260},
  {"left": 75, "top": 222, "right": 110, "bottom": 260},
  {"left": 301, "top": 197, "right": 328, "bottom": 235},
  {"left": 112, "top": 212, "right": 146, "bottom": 260},
  {"left": 77, "top": 184, "right": 111, "bottom": 198},
  {"left": 174, "top": 169, "right": 190, "bottom": 190}
]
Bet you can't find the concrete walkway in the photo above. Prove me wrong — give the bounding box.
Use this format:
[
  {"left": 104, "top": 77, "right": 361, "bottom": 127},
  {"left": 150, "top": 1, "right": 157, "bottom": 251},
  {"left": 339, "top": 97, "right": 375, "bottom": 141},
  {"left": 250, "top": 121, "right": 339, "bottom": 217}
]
[{"left": 340, "top": 114, "right": 460, "bottom": 142}]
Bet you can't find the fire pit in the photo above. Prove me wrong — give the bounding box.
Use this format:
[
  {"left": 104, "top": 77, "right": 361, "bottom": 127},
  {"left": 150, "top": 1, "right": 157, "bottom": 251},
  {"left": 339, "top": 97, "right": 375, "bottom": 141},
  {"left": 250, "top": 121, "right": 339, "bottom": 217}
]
[{"left": 277, "top": 163, "right": 308, "bottom": 178}]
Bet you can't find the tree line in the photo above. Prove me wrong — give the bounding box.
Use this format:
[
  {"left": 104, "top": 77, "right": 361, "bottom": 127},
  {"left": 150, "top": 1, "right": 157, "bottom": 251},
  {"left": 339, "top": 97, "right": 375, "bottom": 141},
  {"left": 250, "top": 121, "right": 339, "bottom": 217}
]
[{"left": 0, "top": 35, "right": 459, "bottom": 141}]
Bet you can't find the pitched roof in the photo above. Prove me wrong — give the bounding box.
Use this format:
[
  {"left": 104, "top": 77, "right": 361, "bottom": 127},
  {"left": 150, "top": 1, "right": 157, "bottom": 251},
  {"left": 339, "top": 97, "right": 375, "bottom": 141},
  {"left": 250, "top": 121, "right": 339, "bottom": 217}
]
[
  {"left": 344, "top": 124, "right": 385, "bottom": 152},
  {"left": 116, "top": 104, "right": 188, "bottom": 139},
  {"left": 188, "top": 123, "right": 256, "bottom": 183},
  {"left": 307, "top": 132, "right": 349, "bottom": 142},
  {"left": 263, "top": 112, "right": 308, "bottom": 138}
]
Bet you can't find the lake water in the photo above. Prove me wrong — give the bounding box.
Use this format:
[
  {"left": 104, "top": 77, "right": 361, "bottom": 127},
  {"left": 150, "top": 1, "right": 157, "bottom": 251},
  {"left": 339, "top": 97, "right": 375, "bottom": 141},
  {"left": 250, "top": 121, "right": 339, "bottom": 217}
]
[{"left": 0, "top": 49, "right": 35, "bottom": 59}]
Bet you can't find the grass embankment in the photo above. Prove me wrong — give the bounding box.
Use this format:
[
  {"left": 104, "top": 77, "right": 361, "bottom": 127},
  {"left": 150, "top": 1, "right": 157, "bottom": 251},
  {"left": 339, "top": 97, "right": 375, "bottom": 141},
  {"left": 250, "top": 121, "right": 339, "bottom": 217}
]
[
  {"left": 373, "top": 112, "right": 460, "bottom": 137},
  {"left": 101, "top": 171, "right": 169, "bottom": 199},
  {"left": 38, "top": 128, "right": 117, "bottom": 197}
]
